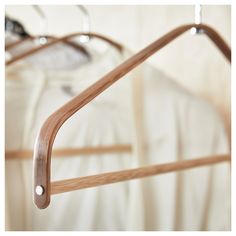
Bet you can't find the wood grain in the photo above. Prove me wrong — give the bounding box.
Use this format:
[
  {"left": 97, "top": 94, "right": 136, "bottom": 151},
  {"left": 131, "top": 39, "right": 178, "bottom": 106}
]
[
  {"left": 33, "top": 24, "right": 231, "bottom": 209},
  {"left": 5, "top": 145, "right": 131, "bottom": 159},
  {"left": 51, "top": 154, "right": 231, "bottom": 195}
]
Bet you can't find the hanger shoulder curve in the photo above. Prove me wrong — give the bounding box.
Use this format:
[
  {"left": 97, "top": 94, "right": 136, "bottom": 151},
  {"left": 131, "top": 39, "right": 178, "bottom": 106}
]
[
  {"left": 6, "top": 35, "right": 91, "bottom": 65},
  {"left": 6, "top": 32, "right": 123, "bottom": 66}
]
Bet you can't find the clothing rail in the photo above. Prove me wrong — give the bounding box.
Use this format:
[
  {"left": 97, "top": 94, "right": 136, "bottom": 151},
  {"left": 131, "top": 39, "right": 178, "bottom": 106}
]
[{"left": 33, "top": 23, "right": 231, "bottom": 209}]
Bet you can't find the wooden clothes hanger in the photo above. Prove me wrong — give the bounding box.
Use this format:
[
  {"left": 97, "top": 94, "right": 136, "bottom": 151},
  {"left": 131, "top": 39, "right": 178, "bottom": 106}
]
[
  {"left": 5, "top": 6, "right": 90, "bottom": 61},
  {"left": 32, "top": 23, "right": 231, "bottom": 209},
  {"left": 6, "top": 5, "right": 123, "bottom": 65},
  {"left": 5, "top": 32, "right": 123, "bottom": 66},
  {"left": 5, "top": 34, "right": 90, "bottom": 58}
]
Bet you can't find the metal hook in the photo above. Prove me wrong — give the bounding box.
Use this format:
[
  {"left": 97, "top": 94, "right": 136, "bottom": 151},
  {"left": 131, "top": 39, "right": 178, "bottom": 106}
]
[
  {"left": 190, "top": 4, "right": 204, "bottom": 35},
  {"left": 77, "top": 5, "right": 90, "bottom": 43},
  {"left": 32, "top": 5, "right": 48, "bottom": 45},
  {"left": 195, "top": 4, "right": 202, "bottom": 24}
]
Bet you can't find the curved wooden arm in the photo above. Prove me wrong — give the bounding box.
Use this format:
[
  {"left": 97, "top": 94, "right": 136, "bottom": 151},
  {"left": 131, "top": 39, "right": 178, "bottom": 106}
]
[
  {"left": 5, "top": 35, "right": 91, "bottom": 59},
  {"left": 6, "top": 32, "right": 123, "bottom": 66},
  {"left": 33, "top": 23, "right": 231, "bottom": 209}
]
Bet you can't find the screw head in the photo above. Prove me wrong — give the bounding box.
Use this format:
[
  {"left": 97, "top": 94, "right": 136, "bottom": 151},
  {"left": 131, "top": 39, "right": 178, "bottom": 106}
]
[{"left": 35, "top": 185, "right": 44, "bottom": 195}]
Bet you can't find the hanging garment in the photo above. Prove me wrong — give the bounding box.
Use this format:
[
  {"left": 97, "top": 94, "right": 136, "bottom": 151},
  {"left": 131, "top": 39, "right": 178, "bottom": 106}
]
[
  {"left": 5, "top": 45, "right": 230, "bottom": 230},
  {"left": 137, "top": 66, "right": 230, "bottom": 230},
  {"left": 5, "top": 46, "right": 133, "bottom": 231}
]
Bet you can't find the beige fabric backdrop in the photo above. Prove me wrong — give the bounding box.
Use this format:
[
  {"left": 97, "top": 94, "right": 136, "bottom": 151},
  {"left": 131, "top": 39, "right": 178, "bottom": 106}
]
[{"left": 5, "top": 5, "right": 231, "bottom": 136}]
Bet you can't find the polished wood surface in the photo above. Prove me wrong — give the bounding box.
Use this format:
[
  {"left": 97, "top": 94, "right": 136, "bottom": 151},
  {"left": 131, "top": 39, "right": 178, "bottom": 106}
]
[
  {"left": 51, "top": 154, "right": 230, "bottom": 195},
  {"left": 33, "top": 24, "right": 231, "bottom": 209}
]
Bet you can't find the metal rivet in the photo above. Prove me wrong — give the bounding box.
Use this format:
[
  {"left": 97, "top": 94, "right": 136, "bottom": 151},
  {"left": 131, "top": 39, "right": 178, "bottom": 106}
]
[
  {"left": 35, "top": 185, "right": 44, "bottom": 195},
  {"left": 38, "top": 37, "right": 48, "bottom": 45}
]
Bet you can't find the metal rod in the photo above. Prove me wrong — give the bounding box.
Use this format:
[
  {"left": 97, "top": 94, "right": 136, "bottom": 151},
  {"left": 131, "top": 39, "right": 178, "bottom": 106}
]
[
  {"left": 77, "top": 5, "right": 90, "bottom": 43},
  {"left": 195, "top": 4, "right": 202, "bottom": 24},
  {"left": 190, "top": 4, "right": 204, "bottom": 35},
  {"left": 32, "top": 5, "right": 48, "bottom": 45}
]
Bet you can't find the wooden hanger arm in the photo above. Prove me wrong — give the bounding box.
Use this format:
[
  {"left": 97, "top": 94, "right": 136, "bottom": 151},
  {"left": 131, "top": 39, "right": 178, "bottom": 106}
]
[
  {"left": 33, "top": 23, "right": 231, "bottom": 209},
  {"left": 6, "top": 32, "right": 123, "bottom": 66},
  {"left": 195, "top": 24, "right": 231, "bottom": 62},
  {"left": 6, "top": 35, "right": 90, "bottom": 63}
]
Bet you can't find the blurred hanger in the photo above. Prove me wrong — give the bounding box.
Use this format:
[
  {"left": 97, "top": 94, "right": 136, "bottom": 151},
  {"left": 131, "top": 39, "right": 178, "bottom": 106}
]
[
  {"left": 6, "top": 32, "right": 123, "bottom": 66},
  {"left": 5, "top": 5, "right": 90, "bottom": 59},
  {"left": 6, "top": 5, "right": 122, "bottom": 66},
  {"left": 33, "top": 22, "right": 231, "bottom": 209}
]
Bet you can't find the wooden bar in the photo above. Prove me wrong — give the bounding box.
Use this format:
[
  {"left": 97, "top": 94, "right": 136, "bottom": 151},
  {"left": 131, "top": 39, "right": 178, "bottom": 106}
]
[
  {"left": 51, "top": 154, "right": 231, "bottom": 195},
  {"left": 5, "top": 145, "right": 132, "bottom": 159}
]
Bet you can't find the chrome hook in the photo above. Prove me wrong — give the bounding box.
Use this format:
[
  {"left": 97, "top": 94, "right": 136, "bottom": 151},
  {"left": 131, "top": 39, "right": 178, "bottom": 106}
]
[
  {"left": 195, "top": 4, "right": 202, "bottom": 24},
  {"left": 32, "top": 5, "right": 48, "bottom": 45},
  {"left": 190, "top": 4, "right": 204, "bottom": 35},
  {"left": 77, "top": 5, "right": 90, "bottom": 43}
]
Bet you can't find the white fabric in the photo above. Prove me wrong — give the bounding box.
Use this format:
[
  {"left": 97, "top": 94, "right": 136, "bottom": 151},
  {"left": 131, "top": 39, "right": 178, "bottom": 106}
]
[
  {"left": 5, "top": 32, "right": 20, "bottom": 46},
  {"left": 140, "top": 68, "right": 230, "bottom": 230},
  {"left": 5, "top": 44, "right": 230, "bottom": 230},
  {"left": 127, "top": 68, "right": 146, "bottom": 230}
]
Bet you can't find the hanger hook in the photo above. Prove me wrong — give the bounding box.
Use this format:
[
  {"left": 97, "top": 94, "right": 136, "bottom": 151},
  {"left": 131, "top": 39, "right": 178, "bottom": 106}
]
[
  {"left": 32, "top": 5, "right": 48, "bottom": 45},
  {"left": 195, "top": 4, "right": 202, "bottom": 24},
  {"left": 191, "top": 4, "right": 204, "bottom": 35},
  {"left": 77, "top": 5, "right": 90, "bottom": 43}
]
